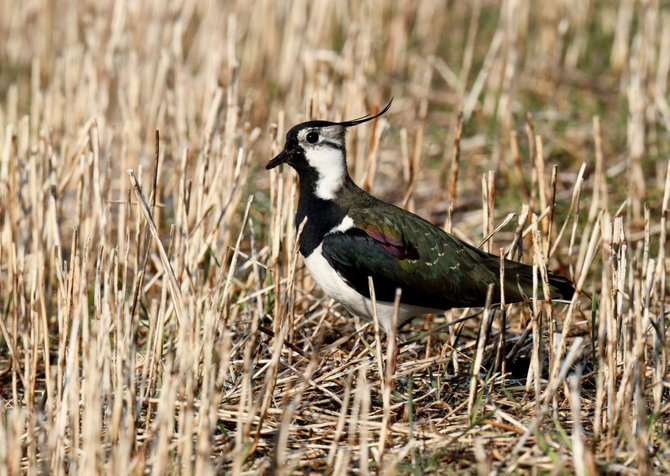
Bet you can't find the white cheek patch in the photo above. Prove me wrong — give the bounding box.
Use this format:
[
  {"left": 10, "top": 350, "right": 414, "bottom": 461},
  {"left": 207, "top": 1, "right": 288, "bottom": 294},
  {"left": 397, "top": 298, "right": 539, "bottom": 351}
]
[{"left": 305, "top": 147, "right": 346, "bottom": 200}]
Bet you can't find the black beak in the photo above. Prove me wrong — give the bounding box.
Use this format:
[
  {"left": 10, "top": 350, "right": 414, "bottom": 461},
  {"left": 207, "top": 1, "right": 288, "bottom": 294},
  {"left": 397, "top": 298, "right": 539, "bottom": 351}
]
[{"left": 265, "top": 149, "right": 291, "bottom": 170}]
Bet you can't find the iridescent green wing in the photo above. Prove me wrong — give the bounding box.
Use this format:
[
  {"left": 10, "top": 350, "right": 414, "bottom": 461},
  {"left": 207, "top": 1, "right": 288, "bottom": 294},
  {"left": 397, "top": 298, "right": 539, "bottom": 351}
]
[{"left": 322, "top": 203, "right": 573, "bottom": 307}]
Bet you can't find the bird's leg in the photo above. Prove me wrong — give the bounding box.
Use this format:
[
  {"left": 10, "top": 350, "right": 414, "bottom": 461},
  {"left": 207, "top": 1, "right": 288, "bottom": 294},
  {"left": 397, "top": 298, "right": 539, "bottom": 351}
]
[{"left": 385, "top": 333, "right": 399, "bottom": 391}]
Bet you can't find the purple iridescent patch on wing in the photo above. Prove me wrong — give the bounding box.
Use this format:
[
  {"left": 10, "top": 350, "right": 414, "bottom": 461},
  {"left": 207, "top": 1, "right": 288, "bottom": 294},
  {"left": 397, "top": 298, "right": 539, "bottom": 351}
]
[{"left": 365, "top": 226, "right": 415, "bottom": 259}]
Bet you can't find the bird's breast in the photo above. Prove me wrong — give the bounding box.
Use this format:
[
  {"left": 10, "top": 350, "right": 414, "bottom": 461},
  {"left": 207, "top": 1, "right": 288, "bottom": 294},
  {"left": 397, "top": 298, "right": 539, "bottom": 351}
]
[{"left": 302, "top": 245, "right": 437, "bottom": 331}]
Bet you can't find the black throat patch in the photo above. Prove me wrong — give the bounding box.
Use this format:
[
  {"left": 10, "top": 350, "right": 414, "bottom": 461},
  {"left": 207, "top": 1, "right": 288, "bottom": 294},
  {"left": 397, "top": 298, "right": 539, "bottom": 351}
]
[{"left": 295, "top": 169, "right": 348, "bottom": 257}]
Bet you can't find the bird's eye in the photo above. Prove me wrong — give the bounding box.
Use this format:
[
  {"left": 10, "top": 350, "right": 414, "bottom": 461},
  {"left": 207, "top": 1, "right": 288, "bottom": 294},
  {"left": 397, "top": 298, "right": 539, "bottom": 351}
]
[{"left": 306, "top": 131, "right": 319, "bottom": 144}]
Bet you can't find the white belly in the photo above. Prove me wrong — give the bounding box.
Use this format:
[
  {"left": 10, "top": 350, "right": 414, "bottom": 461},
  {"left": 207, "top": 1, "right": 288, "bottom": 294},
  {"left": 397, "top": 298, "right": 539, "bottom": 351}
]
[{"left": 303, "top": 245, "right": 436, "bottom": 332}]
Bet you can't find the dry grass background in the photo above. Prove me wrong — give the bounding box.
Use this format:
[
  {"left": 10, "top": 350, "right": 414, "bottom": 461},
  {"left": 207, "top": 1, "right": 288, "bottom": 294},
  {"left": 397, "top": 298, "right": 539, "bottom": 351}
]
[{"left": 1, "top": 0, "right": 669, "bottom": 474}]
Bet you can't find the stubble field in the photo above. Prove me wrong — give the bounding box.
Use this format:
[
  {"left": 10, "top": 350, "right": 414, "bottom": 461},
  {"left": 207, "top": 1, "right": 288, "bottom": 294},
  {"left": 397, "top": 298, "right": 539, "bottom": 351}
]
[{"left": 1, "top": 1, "right": 669, "bottom": 474}]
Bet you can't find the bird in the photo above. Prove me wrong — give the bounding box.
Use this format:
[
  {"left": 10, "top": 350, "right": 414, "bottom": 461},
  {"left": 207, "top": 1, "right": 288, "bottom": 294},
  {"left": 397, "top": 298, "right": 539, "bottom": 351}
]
[{"left": 265, "top": 99, "right": 575, "bottom": 382}]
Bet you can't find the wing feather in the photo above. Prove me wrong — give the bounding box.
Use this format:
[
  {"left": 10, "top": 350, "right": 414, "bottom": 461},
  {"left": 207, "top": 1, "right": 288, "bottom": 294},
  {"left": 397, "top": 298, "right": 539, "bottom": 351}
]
[{"left": 320, "top": 204, "right": 573, "bottom": 309}]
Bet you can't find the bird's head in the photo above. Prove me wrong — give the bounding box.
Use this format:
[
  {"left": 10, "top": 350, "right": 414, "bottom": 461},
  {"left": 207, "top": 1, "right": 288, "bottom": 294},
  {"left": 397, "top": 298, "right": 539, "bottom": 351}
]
[{"left": 266, "top": 99, "right": 392, "bottom": 199}]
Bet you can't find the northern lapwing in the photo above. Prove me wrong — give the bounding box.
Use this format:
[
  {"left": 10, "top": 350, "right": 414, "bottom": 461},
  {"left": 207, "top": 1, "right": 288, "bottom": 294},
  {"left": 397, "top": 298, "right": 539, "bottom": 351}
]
[{"left": 266, "top": 99, "right": 575, "bottom": 382}]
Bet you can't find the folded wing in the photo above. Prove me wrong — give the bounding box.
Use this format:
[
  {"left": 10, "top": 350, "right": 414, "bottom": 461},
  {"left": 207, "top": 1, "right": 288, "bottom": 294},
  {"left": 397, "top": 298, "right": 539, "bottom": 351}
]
[{"left": 320, "top": 208, "right": 573, "bottom": 308}]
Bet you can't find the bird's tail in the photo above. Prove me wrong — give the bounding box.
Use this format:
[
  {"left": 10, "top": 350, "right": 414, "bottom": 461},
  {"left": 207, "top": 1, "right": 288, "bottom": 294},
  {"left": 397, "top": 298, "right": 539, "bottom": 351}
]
[{"left": 502, "top": 260, "right": 575, "bottom": 303}]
